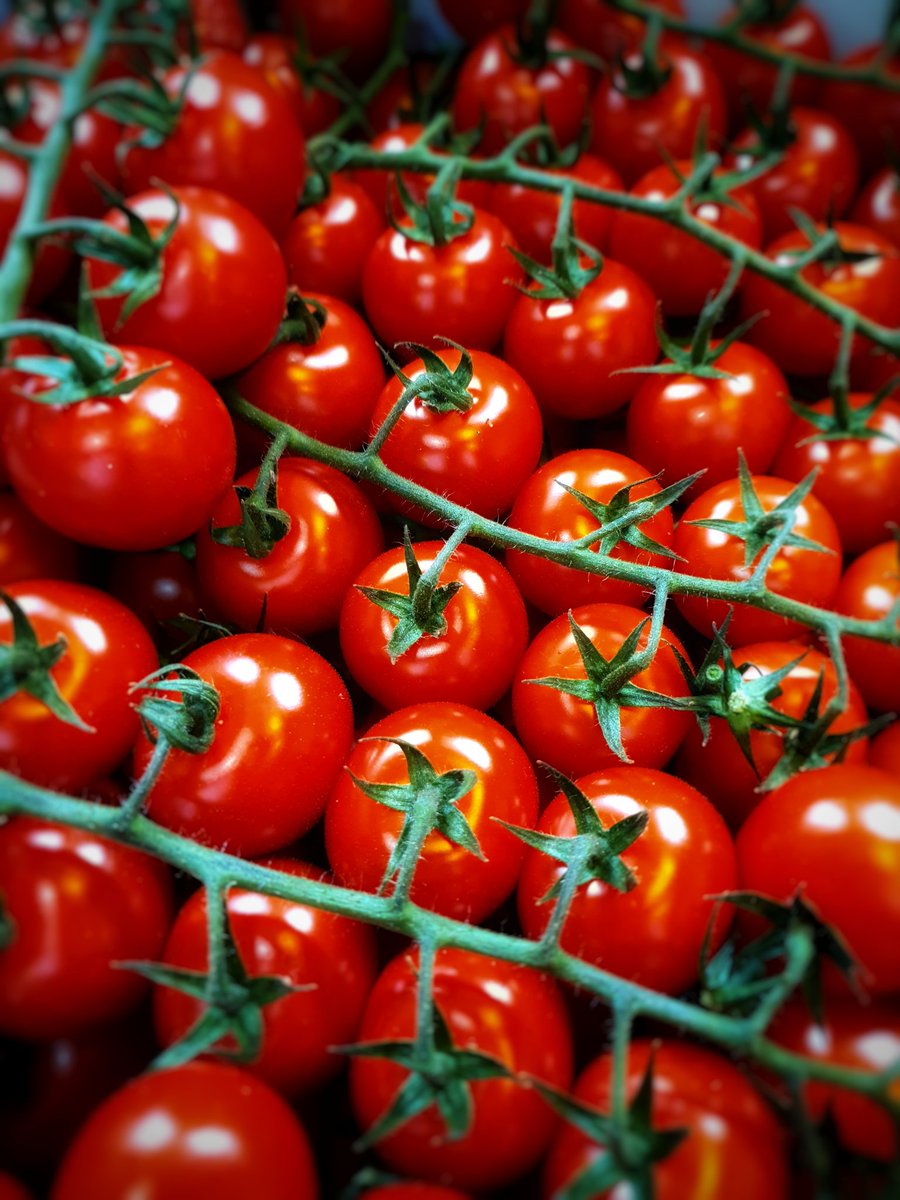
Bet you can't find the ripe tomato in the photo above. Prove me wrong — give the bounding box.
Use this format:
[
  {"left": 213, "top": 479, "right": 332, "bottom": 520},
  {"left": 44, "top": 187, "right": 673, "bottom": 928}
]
[
  {"left": 0, "top": 149, "right": 71, "bottom": 303},
  {"left": 543, "top": 1039, "right": 788, "bottom": 1200},
  {"left": 737, "top": 764, "right": 900, "bottom": 995},
  {"left": 505, "top": 448, "right": 677, "bottom": 614},
  {"left": 434, "top": 0, "right": 527, "bottom": 43},
  {"left": 835, "top": 540, "right": 900, "bottom": 713},
  {"left": 0, "top": 493, "right": 79, "bottom": 585},
  {"left": 559, "top": 0, "right": 684, "bottom": 63},
  {"left": 133, "top": 633, "right": 353, "bottom": 856},
  {"left": 365, "top": 61, "right": 440, "bottom": 134},
  {"left": 609, "top": 161, "right": 762, "bottom": 315},
  {"left": 195, "top": 457, "right": 383, "bottom": 636},
  {"left": 51, "top": 1062, "right": 319, "bottom": 1200},
  {"left": 517, "top": 766, "right": 736, "bottom": 994},
  {"left": 820, "top": 46, "right": 900, "bottom": 178},
  {"left": 0, "top": 817, "right": 173, "bottom": 1040},
  {"left": 0, "top": 1173, "right": 29, "bottom": 1200},
  {"left": 242, "top": 33, "right": 341, "bottom": 135},
  {"left": 339, "top": 540, "right": 529, "bottom": 712},
  {"left": 673, "top": 474, "right": 843, "bottom": 645},
  {"left": 511, "top": 603, "right": 693, "bottom": 777},
  {"left": 360, "top": 1186, "right": 473, "bottom": 1200},
  {"left": 154, "top": 859, "right": 377, "bottom": 1096},
  {"left": 0, "top": 326, "right": 47, "bottom": 488},
  {"left": 852, "top": 167, "right": 900, "bottom": 249},
  {"left": 4, "top": 346, "right": 235, "bottom": 551},
  {"left": 86, "top": 186, "right": 288, "bottom": 380},
  {"left": 120, "top": 50, "right": 305, "bottom": 237},
  {"left": 326, "top": 702, "right": 538, "bottom": 923},
  {"left": 0, "top": 581, "right": 158, "bottom": 790},
  {"left": 276, "top": 0, "right": 392, "bottom": 80},
  {"left": 870, "top": 722, "right": 900, "bottom": 775},
  {"left": 350, "top": 947, "right": 573, "bottom": 1191},
  {"left": 503, "top": 259, "right": 658, "bottom": 419},
  {"left": 675, "top": 641, "right": 869, "bottom": 831},
  {"left": 107, "top": 548, "right": 202, "bottom": 651}
]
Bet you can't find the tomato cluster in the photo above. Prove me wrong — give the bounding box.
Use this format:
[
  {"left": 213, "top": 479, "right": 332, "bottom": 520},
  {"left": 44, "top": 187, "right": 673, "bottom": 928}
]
[{"left": 0, "top": 1, "right": 899, "bottom": 1198}]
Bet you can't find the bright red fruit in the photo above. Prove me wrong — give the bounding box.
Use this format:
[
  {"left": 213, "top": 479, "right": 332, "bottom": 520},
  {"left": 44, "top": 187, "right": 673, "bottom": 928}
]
[
  {"left": 852, "top": 167, "right": 900, "bottom": 249},
  {"left": 835, "top": 541, "right": 900, "bottom": 713},
  {"left": 276, "top": 0, "right": 392, "bottom": 79},
  {"left": 0, "top": 493, "right": 80, "bottom": 585}
]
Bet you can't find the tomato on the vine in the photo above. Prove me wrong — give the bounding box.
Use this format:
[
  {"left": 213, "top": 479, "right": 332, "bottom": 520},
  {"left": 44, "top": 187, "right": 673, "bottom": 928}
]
[
  {"left": 276, "top": 0, "right": 392, "bottom": 80},
  {"left": 852, "top": 166, "right": 900, "bottom": 249},
  {"left": 820, "top": 46, "right": 900, "bottom": 178},
  {"left": 0, "top": 493, "right": 80, "bottom": 585},
  {"left": 242, "top": 33, "right": 341, "bottom": 135},
  {"left": 107, "top": 548, "right": 202, "bottom": 651},
  {"left": 835, "top": 540, "right": 900, "bottom": 713},
  {"left": 558, "top": 0, "right": 684, "bottom": 64},
  {"left": 0, "top": 149, "right": 70, "bottom": 303}
]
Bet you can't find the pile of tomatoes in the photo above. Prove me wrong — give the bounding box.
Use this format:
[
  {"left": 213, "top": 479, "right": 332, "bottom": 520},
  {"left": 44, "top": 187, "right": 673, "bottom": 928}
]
[{"left": 0, "top": 0, "right": 899, "bottom": 1196}]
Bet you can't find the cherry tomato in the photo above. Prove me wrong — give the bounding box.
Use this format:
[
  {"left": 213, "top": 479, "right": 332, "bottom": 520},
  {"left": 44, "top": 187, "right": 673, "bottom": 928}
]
[
  {"left": 870, "top": 722, "right": 900, "bottom": 776},
  {"left": 365, "top": 61, "right": 439, "bottom": 133},
  {"left": 0, "top": 327, "right": 48, "bottom": 488},
  {"left": 852, "top": 167, "right": 900, "bottom": 249},
  {"left": 276, "top": 0, "right": 392, "bottom": 80},
  {"left": 737, "top": 764, "right": 900, "bottom": 995},
  {"left": 558, "top": 0, "right": 684, "bottom": 64},
  {"left": 133, "top": 632, "right": 353, "bottom": 856},
  {"left": 434, "top": 0, "right": 527, "bottom": 44},
  {"left": 0, "top": 9, "right": 93, "bottom": 70},
  {"left": 189, "top": 0, "right": 248, "bottom": 51},
  {"left": 835, "top": 540, "right": 900, "bottom": 713},
  {"left": 0, "top": 492, "right": 80, "bottom": 585},
  {"left": 511, "top": 602, "right": 693, "bottom": 777},
  {"left": 0, "top": 149, "right": 71, "bottom": 304},
  {"left": 107, "top": 548, "right": 202, "bottom": 651},
  {"left": 0, "top": 817, "right": 173, "bottom": 1040},
  {"left": 673, "top": 474, "right": 843, "bottom": 644},
  {"left": 326, "top": 702, "right": 538, "bottom": 923},
  {"left": 820, "top": 46, "right": 900, "bottom": 178},
  {"left": 0, "top": 580, "right": 158, "bottom": 790},
  {"left": 51, "top": 1062, "right": 319, "bottom": 1200},
  {"left": 242, "top": 33, "right": 341, "bottom": 135},
  {"left": 350, "top": 947, "right": 573, "bottom": 1191},
  {"left": 0, "top": 1173, "right": 29, "bottom": 1200},
  {"left": 360, "top": 1186, "right": 473, "bottom": 1200}
]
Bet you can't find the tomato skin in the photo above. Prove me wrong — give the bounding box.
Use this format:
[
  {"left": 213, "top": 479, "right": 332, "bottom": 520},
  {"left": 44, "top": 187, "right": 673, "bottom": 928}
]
[
  {"left": 503, "top": 260, "right": 658, "bottom": 419},
  {"left": 0, "top": 581, "right": 158, "bottom": 790},
  {"left": 870, "top": 722, "right": 900, "bottom": 775},
  {"left": 339, "top": 541, "right": 529, "bottom": 712},
  {"left": 675, "top": 641, "right": 869, "bottom": 832},
  {"left": 626, "top": 340, "right": 791, "bottom": 496},
  {"left": 0, "top": 492, "right": 80, "bottom": 585},
  {"left": 543, "top": 1039, "right": 789, "bottom": 1200},
  {"left": 0, "top": 149, "right": 71, "bottom": 304},
  {"left": 242, "top": 33, "right": 341, "bottom": 135},
  {"left": 435, "top": 0, "right": 527, "bottom": 43},
  {"left": 4, "top": 346, "right": 236, "bottom": 552},
  {"left": 154, "top": 859, "right": 377, "bottom": 1096},
  {"left": 361, "top": 1186, "right": 473, "bottom": 1200},
  {"left": 86, "top": 186, "right": 288, "bottom": 381},
  {"left": 512, "top": 603, "right": 693, "bottom": 778},
  {"left": 0, "top": 817, "right": 173, "bottom": 1041},
  {"left": 852, "top": 167, "right": 900, "bottom": 249},
  {"left": 51, "top": 1062, "right": 319, "bottom": 1200},
  {"left": 505, "top": 449, "right": 676, "bottom": 614},
  {"left": 0, "top": 1175, "right": 29, "bottom": 1200},
  {"left": 133, "top": 633, "right": 354, "bottom": 857},
  {"left": 195, "top": 457, "right": 383, "bottom": 636},
  {"left": 276, "top": 0, "right": 392, "bottom": 80},
  {"left": 835, "top": 541, "right": 900, "bottom": 713},
  {"left": 350, "top": 947, "right": 573, "bottom": 1191},
  {"left": 518, "top": 766, "right": 736, "bottom": 994},
  {"left": 107, "top": 548, "right": 202, "bottom": 650},
  {"left": 673, "top": 474, "right": 843, "bottom": 645},
  {"left": 558, "top": 0, "right": 684, "bottom": 63},
  {"left": 737, "top": 764, "right": 900, "bottom": 996},
  {"left": 326, "top": 703, "right": 538, "bottom": 923},
  {"left": 821, "top": 47, "right": 900, "bottom": 178}
]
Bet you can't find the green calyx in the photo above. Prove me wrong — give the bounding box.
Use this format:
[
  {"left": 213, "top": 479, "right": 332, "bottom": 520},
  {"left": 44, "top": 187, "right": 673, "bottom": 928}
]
[
  {"left": 390, "top": 158, "right": 474, "bottom": 248},
  {"left": 563, "top": 471, "right": 697, "bottom": 560},
  {"left": 0, "top": 591, "right": 93, "bottom": 731},
  {"left": 612, "top": 13, "right": 673, "bottom": 99},
  {"left": 210, "top": 432, "right": 291, "bottom": 560},
  {"left": 386, "top": 340, "right": 475, "bottom": 414},
  {"left": 272, "top": 290, "right": 328, "bottom": 348},
  {"left": 131, "top": 663, "right": 220, "bottom": 756},
  {"left": 509, "top": 183, "right": 604, "bottom": 300}
]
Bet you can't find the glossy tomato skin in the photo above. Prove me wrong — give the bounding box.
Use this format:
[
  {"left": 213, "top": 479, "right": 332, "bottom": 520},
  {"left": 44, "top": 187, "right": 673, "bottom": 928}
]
[
  {"left": 675, "top": 641, "right": 869, "bottom": 831},
  {"left": 86, "top": 186, "right": 287, "bottom": 380},
  {"left": 673, "top": 474, "right": 843, "bottom": 644},
  {"left": 503, "top": 260, "right": 658, "bottom": 419},
  {"left": 121, "top": 51, "right": 305, "bottom": 237},
  {"left": 0, "top": 492, "right": 80, "bottom": 585},
  {"left": 518, "top": 767, "right": 736, "bottom": 994},
  {"left": 835, "top": 541, "right": 900, "bottom": 713},
  {"left": 133, "top": 633, "right": 353, "bottom": 856},
  {"left": 242, "top": 33, "right": 341, "bottom": 135},
  {"left": 51, "top": 1062, "right": 319, "bottom": 1200},
  {"left": 543, "top": 1039, "right": 789, "bottom": 1200},
  {"left": 870, "top": 722, "right": 900, "bottom": 775},
  {"left": 0, "top": 581, "right": 158, "bottom": 789},
  {"left": 505, "top": 449, "right": 677, "bottom": 614},
  {"left": 0, "top": 818, "right": 173, "bottom": 1040},
  {"left": 339, "top": 541, "right": 529, "bottom": 712},
  {"left": 558, "top": 0, "right": 684, "bottom": 63},
  {"left": 369, "top": 349, "right": 543, "bottom": 521},
  {"left": 360, "top": 1186, "right": 473, "bottom": 1200},
  {"left": 326, "top": 703, "right": 538, "bottom": 923},
  {"left": 512, "top": 603, "right": 693, "bottom": 777},
  {"left": 0, "top": 1175, "right": 29, "bottom": 1200},
  {"left": 0, "top": 149, "right": 70, "bottom": 303},
  {"left": 107, "top": 548, "right": 202, "bottom": 650},
  {"left": 821, "top": 47, "right": 900, "bottom": 178},
  {"left": 4, "top": 346, "right": 236, "bottom": 551},
  {"left": 276, "top": 0, "right": 391, "bottom": 79},
  {"left": 195, "top": 457, "right": 383, "bottom": 637},
  {"left": 852, "top": 167, "right": 900, "bottom": 249},
  {"left": 154, "top": 859, "right": 377, "bottom": 1096},
  {"left": 609, "top": 162, "right": 762, "bottom": 315},
  {"left": 737, "top": 764, "right": 900, "bottom": 995},
  {"left": 350, "top": 947, "right": 573, "bottom": 1191},
  {"left": 626, "top": 340, "right": 791, "bottom": 495},
  {"left": 435, "top": 0, "right": 527, "bottom": 43}
]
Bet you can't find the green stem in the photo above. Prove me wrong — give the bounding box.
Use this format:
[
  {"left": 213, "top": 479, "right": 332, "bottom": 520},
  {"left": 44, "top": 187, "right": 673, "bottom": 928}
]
[
  {"left": 411, "top": 517, "right": 473, "bottom": 627},
  {"left": 204, "top": 878, "right": 229, "bottom": 1001},
  {"left": 115, "top": 734, "right": 170, "bottom": 829},
  {"left": 537, "top": 839, "right": 590, "bottom": 958},
  {"left": 611, "top": 1002, "right": 635, "bottom": 1127}
]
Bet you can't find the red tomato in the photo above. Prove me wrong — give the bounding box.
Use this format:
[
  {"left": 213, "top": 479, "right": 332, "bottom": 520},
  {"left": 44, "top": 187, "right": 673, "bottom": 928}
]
[
  {"left": 835, "top": 540, "right": 900, "bottom": 713},
  {"left": 195, "top": 457, "right": 383, "bottom": 636},
  {"left": 365, "top": 61, "right": 440, "bottom": 134},
  {"left": 120, "top": 51, "right": 305, "bottom": 237},
  {"left": 503, "top": 259, "right": 658, "bottom": 419},
  {"left": 505, "top": 448, "right": 677, "bottom": 614},
  {"left": 350, "top": 947, "right": 573, "bottom": 1191},
  {"left": 511, "top": 602, "right": 693, "bottom": 777},
  {"left": 0, "top": 1173, "right": 29, "bottom": 1200},
  {"left": 360, "top": 1186, "right": 473, "bottom": 1200},
  {"left": 326, "top": 703, "right": 538, "bottom": 923},
  {"left": 870, "top": 722, "right": 900, "bottom": 776},
  {"left": 821, "top": 46, "right": 900, "bottom": 178},
  {"left": 4, "top": 346, "right": 235, "bottom": 551},
  {"left": 189, "top": 0, "right": 249, "bottom": 51},
  {"left": 0, "top": 492, "right": 80, "bottom": 585},
  {"left": 675, "top": 641, "right": 869, "bottom": 831},
  {"left": 276, "top": 0, "right": 392, "bottom": 79},
  {"left": 242, "top": 33, "right": 341, "bottom": 135},
  {"left": 737, "top": 764, "right": 900, "bottom": 995},
  {"left": 0, "top": 9, "right": 93, "bottom": 70},
  {"left": 133, "top": 633, "right": 353, "bottom": 856},
  {"left": 517, "top": 766, "right": 736, "bottom": 994},
  {"left": 0, "top": 149, "right": 71, "bottom": 304},
  {"left": 673, "top": 474, "right": 843, "bottom": 644},
  {"left": 339, "top": 540, "right": 529, "bottom": 712},
  {"left": 543, "top": 1039, "right": 789, "bottom": 1200},
  {"left": 0, "top": 817, "right": 173, "bottom": 1040},
  {"left": 51, "top": 1062, "right": 319, "bottom": 1200},
  {"left": 609, "top": 161, "right": 762, "bottom": 315},
  {"left": 368, "top": 348, "right": 543, "bottom": 521},
  {"left": 107, "top": 548, "right": 202, "bottom": 650},
  {"left": 86, "top": 186, "right": 288, "bottom": 380},
  {"left": 0, "top": 327, "right": 47, "bottom": 488},
  {"left": 852, "top": 167, "right": 900, "bottom": 249},
  {"left": 558, "top": 0, "right": 684, "bottom": 63},
  {"left": 0, "top": 581, "right": 158, "bottom": 790},
  {"left": 626, "top": 340, "right": 791, "bottom": 495},
  {"left": 154, "top": 859, "right": 377, "bottom": 1096},
  {"left": 434, "top": 0, "right": 527, "bottom": 43}
]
